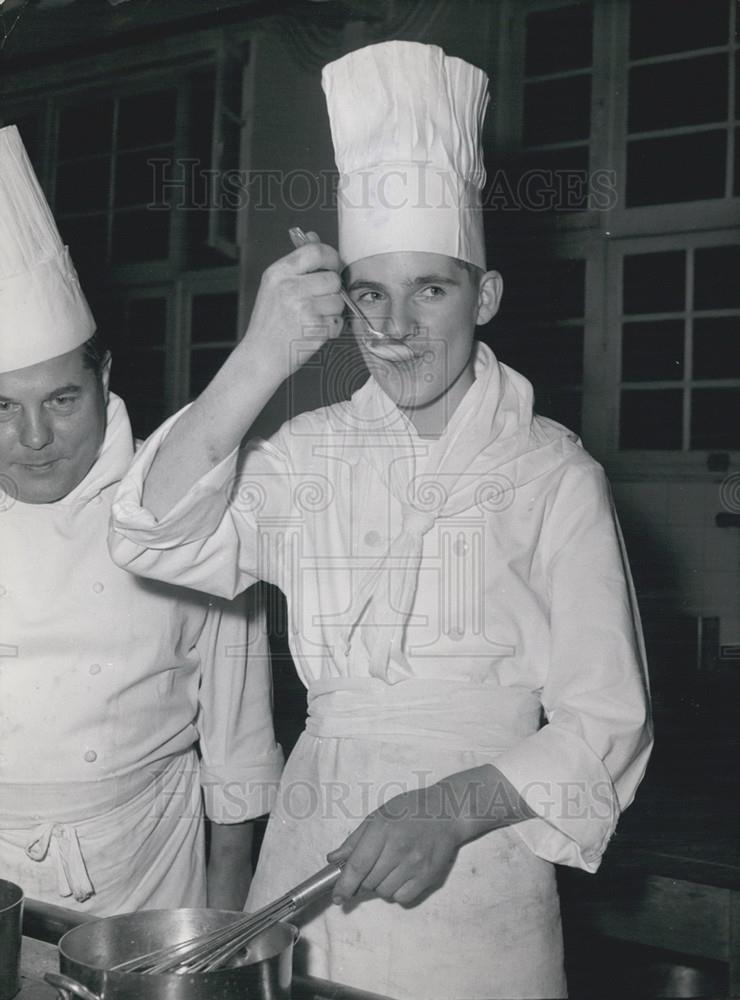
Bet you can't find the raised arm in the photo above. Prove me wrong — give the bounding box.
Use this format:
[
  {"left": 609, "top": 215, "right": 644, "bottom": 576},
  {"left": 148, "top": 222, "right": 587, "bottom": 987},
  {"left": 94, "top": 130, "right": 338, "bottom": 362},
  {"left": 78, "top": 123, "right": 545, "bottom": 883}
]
[{"left": 143, "top": 239, "right": 343, "bottom": 519}]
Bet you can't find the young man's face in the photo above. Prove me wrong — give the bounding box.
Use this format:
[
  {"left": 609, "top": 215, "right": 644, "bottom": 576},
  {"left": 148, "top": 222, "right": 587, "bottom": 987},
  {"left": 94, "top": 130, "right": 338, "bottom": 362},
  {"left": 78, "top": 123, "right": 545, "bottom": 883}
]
[
  {"left": 345, "top": 251, "right": 502, "bottom": 430},
  {"left": 0, "top": 344, "right": 109, "bottom": 504}
]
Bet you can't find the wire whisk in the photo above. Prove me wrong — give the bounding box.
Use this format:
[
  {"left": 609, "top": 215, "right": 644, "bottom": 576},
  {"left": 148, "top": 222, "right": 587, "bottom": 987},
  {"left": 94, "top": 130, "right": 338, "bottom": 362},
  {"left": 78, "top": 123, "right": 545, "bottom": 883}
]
[{"left": 111, "top": 863, "right": 343, "bottom": 975}]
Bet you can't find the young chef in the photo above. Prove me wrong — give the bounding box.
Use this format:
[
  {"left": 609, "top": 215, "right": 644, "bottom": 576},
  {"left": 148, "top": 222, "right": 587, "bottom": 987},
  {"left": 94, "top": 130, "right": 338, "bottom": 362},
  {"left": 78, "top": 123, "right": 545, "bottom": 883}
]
[
  {"left": 0, "top": 125, "right": 283, "bottom": 915},
  {"left": 110, "top": 41, "right": 652, "bottom": 998}
]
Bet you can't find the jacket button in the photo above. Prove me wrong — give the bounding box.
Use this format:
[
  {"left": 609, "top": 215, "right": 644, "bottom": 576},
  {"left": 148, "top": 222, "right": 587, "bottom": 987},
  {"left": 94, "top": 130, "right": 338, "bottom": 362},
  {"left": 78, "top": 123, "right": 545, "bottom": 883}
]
[
  {"left": 89, "top": 663, "right": 101, "bottom": 675},
  {"left": 92, "top": 582, "right": 104, "bottom": 593},
  {"left": 364, "top": 530, "right": 381, "bottom": 547},
  {"left": 84, "top": 750, "right": 97, "bottom": 763}
]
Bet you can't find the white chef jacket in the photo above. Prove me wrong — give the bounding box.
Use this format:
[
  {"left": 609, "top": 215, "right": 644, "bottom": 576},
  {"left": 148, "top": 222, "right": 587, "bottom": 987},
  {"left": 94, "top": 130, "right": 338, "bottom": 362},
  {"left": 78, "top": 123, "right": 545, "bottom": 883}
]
[
  {"left": 110, "top": 345, "right": 652, "bottom": 998},
  {"left": 0, "top": 393, "right": 283, "bottom": 915}
]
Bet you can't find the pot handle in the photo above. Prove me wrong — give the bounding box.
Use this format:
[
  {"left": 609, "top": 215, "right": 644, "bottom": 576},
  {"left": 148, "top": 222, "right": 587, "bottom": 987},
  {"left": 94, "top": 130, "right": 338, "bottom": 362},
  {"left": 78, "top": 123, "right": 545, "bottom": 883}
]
[{"left": 44, "top": 971, "right": 102, "bottom": 1000}]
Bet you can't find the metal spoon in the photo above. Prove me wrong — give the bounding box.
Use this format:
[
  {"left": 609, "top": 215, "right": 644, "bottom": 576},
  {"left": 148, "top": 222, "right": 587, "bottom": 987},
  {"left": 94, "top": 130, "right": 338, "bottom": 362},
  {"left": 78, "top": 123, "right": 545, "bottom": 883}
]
[{"left": 288, "top": 226, "right": 385, "bottom": 339}]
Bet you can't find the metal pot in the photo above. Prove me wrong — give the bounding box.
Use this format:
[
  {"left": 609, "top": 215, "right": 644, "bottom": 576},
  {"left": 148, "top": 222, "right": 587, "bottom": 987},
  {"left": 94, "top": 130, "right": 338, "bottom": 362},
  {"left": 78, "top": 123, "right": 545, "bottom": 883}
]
[
  {"left": 44, "top": 909, "right": 297, "bottom": 1000},
  {"left": 0, "top": 879, "right": 23, "bottom": 1000}
]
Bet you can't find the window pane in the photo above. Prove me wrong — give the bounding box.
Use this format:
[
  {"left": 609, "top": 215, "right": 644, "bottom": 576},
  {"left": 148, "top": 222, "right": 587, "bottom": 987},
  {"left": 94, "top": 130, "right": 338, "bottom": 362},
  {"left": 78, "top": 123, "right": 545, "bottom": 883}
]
[
  {"left": 13, "top": 114, "right": 38, "bottom": 165},
  {"left": 111, "top": 350, "right": 166, "bottom": 438},
  {"left": 58, "top": 101, "right": 113, "bottom": 159},
  {"left": 115, "top": 148, "right": 173, "bottom": 208},
  {"left": 118, "top": 91, "right": 176, "bottom": 149},
  {"left": 190, "top": 347, "right": 231, "bottom": 396},
  {"left": 58, "top": 214, "right": 108, "bottom": 275},
  {"left": 509, "top": 146, "right": 591, "bottom": 211},
  {"left": 186, "top": 69, "right": 231, "bottom": 267},
  {"left": 622, "top": 320, "right": 684, "bottom": 380},
  {"left": 112, "top": 208, "right": 169, "bottom": 263},
  {"left": 629, "top": 0, "right": 729, "bottom": 59},
  {"left": 548, "top": 325, "right": 584, "bottom": 383},
  {"left": 56, "top": 157, "right": 110, "bottom": 213},
  {"left": 104, "top": 296, "right": 167, "bottom": 438},
  {"left": 620, "top": 389, "right": 683, "bottom": 448},
  {"left": 623, "top": 251, "right": 685, "bottom": 314},
  {"left": 694, "top": 245, "right": 740, "bottom": 309},
  {"left": 190, "top": 69, "right": 216, "bottom": 167},
  {"left": 628, "top": 55, "right": 727, "bottom": 132},
  {"left": 525, "top": 3, "right": 593, "bottom": 75},
  {"left": 215, "top": 116, "right": 241, "bottom": 244},
  {"left": 496, "top": 325, "right": 583, "bottom": 387},
  {"left": 693, "top": 317, "right": 740, "bottom": 378},
  {"left": 503, "top": 258, "right": 585, "bottom": 320},
  {"left": 127, "top": 298, "right": 167, "bottom": 349},
  {"left": 191, "top": 292, "right": 238, "bottom": 344},
  {"left": 523, "top": 75, "right": 591, "bottom": 145},
  {"left": 537, "top": 387, "right": 582, "bottom": 434},
  {"left": 222, "top": 52, "right": 245, "bottom": 114},
  {"left": 690, "top": 388, "right": 740, "bottom": 449},
  {"left": 626, "top": 131, "right": 726, "bottom": 206}
]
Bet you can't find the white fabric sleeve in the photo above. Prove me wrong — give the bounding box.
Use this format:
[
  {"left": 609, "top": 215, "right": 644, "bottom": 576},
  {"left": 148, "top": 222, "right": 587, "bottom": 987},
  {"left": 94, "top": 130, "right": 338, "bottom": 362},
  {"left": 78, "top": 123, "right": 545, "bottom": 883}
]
[
  {"left": 109, "top": 404, "right": 289, "bottom": 599},
  {"left": 494, "top": 460, "right": 653, "bottom": 872},
  {"left": 196, "top": 586, "right": 284, "bottom": 823}
]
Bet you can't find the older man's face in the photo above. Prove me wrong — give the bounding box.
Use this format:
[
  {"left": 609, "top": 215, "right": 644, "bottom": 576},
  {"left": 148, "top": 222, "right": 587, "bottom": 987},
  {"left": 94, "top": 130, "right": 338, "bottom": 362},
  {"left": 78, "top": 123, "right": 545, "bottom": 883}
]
[{"left": 0, "top": 344, "right": 108, "bottom": 504}]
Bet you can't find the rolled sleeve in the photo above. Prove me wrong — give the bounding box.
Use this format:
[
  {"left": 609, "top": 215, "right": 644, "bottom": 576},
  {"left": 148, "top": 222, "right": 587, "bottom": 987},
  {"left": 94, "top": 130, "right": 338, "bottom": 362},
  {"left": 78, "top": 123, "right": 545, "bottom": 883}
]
[
  {"left": 109, "top": 405, "right": 268, "bottom": 599},
  {"left": 495, "top": 461, "right": 653, "bottom": 872},
  {"left": 196, "top": 587, "right": 284, "bottom": 824},
  {"left": 113, "top": 405, "right": 238, "bottom": 547}
]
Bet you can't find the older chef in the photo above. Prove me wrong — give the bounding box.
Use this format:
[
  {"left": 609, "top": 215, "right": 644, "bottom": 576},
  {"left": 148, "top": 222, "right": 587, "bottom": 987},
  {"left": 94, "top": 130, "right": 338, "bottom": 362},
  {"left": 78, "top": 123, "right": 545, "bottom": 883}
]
[
  {"left": 110, "top": 42, "right": 652, "bottom": 1000},
  {"left": 0, "top": 124, "right": 283, "bottom": 915}
]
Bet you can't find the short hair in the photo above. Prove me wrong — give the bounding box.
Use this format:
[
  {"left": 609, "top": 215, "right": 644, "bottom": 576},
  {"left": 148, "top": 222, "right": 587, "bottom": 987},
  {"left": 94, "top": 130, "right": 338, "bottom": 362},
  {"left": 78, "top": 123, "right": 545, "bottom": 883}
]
[{"left": 80, "top": 332, "right": 108, "bottom": 378}]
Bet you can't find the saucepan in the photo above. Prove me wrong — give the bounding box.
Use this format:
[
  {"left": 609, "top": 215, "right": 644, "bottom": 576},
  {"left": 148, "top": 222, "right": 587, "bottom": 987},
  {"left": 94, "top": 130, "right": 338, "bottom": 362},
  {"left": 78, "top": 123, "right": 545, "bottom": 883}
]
[
  {"left": 44, "top": 909, "right": 298, "bottom": 1000},
  {"left": 0, "top": 879, "right": 23, "bottom": 1000}
]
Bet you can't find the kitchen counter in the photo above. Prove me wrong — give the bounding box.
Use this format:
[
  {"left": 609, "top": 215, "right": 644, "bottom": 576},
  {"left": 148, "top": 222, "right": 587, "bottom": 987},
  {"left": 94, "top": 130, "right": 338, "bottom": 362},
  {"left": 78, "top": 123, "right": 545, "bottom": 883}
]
[{"left": 560, "top": 693, "right": 740, "bottom": 998}]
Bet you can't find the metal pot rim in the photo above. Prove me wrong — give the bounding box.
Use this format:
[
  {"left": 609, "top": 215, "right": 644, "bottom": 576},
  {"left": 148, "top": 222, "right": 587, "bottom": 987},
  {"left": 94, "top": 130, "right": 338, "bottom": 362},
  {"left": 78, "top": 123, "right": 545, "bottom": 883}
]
[
  {"left": 58, "top": 908, "right": 298, "bottom": 976},
  {"left": 0, "top": 878, "right": 23, "bottom": 915}
]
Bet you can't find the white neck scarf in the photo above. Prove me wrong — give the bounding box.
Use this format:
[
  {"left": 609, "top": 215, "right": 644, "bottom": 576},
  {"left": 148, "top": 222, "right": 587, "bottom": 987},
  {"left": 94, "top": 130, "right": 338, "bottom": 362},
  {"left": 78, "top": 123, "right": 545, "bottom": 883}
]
[{"left": 343, "top": 342, "right": 576, "bottom": 683}]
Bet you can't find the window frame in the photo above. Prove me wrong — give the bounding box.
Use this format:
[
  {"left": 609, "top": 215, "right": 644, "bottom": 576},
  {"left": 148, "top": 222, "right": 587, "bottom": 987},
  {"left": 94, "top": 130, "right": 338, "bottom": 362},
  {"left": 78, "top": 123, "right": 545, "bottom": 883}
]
[
  {"left": 493, "top": 0, "right": 740, "bottom": 481},
  {"left": 176, "top": 266, "right": 241, "bottom": 410},
  {"left": 0, "top": 25, "right": 253, "bottom": 426},
  {"left": 490, "top": 230, "right": 601, "bottom": 442},
  {"left": 600, "top": 228, "right": 740, "bottom": 479},
  {"left": 105, "top": 284, "right": 176, "bottom": 438},
  {"left": 606, "top": 0, "right": 738, "bottom": 236}
]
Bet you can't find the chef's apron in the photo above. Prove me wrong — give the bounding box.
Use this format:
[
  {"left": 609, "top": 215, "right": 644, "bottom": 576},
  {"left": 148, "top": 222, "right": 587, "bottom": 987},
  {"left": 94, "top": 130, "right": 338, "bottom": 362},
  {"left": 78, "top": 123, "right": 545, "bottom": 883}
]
[
  {"left": 248, "top": 678, "right": 567, "bottom": 1000},
  {"left": 0, "top": 749, "right": 204, "bottom": 914}
]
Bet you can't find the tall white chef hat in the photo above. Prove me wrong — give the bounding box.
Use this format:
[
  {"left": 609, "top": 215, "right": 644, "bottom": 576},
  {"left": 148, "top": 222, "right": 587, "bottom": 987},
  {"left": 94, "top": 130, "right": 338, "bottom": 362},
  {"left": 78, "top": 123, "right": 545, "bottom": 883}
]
[
  {"left": 321, "top": 41, "right": 490, "bottom": 270},
  {"left": 0, "top": 125, "right": 95, "bottom": 374}
]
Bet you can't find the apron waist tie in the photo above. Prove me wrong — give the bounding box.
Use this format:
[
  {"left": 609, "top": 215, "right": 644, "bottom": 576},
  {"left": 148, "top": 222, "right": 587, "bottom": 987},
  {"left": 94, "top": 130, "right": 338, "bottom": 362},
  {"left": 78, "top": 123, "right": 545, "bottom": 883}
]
[
  {"left": 26, "top": 822, "right": 94, "bottom": 903},
  {"left": 306, "top": 677, "right": 542, "bottom": 752}
]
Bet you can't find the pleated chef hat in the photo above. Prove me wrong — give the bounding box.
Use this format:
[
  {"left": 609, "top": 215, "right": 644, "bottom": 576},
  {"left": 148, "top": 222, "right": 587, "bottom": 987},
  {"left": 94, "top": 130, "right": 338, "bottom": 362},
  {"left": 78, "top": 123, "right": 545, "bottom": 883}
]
[
  {"left": 321, "top": 41, "right": 490, "bottom": 269},
  {"left": 0, "top": 125, "right": 95, "bottom": 374}
]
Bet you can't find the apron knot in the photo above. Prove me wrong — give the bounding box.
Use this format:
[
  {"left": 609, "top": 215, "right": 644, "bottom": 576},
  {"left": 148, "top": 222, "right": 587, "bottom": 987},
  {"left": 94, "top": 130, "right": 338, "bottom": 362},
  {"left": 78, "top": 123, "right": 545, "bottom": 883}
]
[{"left": 26, "top": 823, "right": 95, "bottom": 903}]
